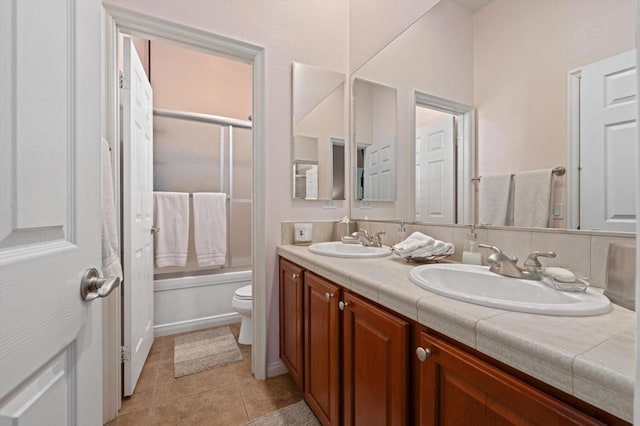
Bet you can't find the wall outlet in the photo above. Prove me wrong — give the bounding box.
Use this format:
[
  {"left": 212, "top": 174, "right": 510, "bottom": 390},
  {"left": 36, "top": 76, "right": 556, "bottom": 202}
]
[{"left": 294, "top": 223, "right": 313, "bottom": 244}]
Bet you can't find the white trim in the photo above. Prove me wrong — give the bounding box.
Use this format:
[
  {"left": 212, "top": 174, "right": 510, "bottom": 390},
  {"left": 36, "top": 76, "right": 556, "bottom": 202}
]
[
  {"left": 567, "top": 68, "right": 582, "bottom": 230},
  {"left": 154, "top": 313, "right": 241, "bottom": 337},
  {"left": 266, "top": 360, "right": 288, "bottom": 378},
  {"left": 413, "top": 91, "right": 475, "bottom": 225},
  {"left": 252, "top": 49, "right": 267, "bottom": 380},
  {"left": 102, "top": 4, "right": 268, "bottom": 383},
  {"left": 154, "top": 270, "right": 252, "bottom": 292}
]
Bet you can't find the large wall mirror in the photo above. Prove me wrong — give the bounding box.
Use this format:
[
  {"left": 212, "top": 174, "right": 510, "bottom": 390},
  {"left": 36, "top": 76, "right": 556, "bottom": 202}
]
[
  {"left": 353, "top": 78, "right": 397, "bottom": 201},
  {"left": 350, "top": 0, "right": 636, "bottom": 232},
  {"left": 292, "top": 62, "right": 346, "bottom": 200}
]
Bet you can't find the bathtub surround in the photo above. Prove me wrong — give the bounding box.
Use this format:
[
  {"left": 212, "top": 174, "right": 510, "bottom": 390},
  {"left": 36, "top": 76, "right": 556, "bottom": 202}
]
[{"left": 154, "top": 270, "right": 251, "bottom": 337}]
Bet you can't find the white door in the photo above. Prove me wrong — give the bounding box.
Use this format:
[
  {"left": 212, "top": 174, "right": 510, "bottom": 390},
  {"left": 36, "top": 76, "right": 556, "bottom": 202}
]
[
  {"left": 415, "top": 117, "right": 456, "bottom": 222},
  {"left": 580, "top": 50, "right": 637, "bottom": 232},
  {"left": 363, "top": 139, "right": 395, "bottom": 200},
  {"left": 122, "top": 37, "right": 155, "bottom": 396},
  {"left": 0, "top": 1, "right": 103, "bottom": 425}
]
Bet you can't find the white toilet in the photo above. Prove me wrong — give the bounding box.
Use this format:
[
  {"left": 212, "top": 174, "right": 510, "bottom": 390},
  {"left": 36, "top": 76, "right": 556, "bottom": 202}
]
[{"left": 232, "top": 284, "right": 253, "bottom": 345}]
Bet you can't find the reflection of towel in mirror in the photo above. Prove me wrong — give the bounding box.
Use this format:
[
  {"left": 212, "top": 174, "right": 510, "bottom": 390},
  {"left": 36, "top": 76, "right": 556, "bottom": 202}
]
[
  {"left": 392, "top": 232, "right": 454, "bottom": 257},
  {"left": 513, "top": 169, "right": 553, "bottom": 228},
  {"left": 478, "top": 174, "right": 512, "bottom": 226}
]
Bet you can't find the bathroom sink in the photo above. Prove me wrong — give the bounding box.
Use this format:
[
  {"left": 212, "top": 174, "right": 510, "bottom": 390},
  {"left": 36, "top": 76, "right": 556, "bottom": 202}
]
[
  {"left": 409, "top": 264, "right": 611, "bottom": 316},
  {"left": 308, "top": 242, "right": 392, "bottom": 258}
]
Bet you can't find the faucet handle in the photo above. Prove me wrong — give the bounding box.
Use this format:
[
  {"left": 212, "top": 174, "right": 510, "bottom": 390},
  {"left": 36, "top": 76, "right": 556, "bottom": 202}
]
[{"left": 524, "top": 251, "right": 557, "bottom": 269}]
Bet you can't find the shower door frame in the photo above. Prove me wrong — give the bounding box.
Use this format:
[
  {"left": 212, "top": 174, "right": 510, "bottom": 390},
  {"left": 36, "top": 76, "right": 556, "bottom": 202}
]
[
  {"left": 102, "top": 5, "right": 268, "bottom": 419},
  {"left": 153, "top": 107, "right": 253, "bottom": 271}
]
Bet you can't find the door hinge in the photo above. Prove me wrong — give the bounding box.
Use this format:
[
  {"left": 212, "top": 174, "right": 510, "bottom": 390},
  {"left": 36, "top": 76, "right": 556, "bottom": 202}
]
[
  {"left": 121, "top": 345, "right": 131, "bottom": 363},
  {"left": 119, "top": 71, "right": 130, "bottom": 90}
]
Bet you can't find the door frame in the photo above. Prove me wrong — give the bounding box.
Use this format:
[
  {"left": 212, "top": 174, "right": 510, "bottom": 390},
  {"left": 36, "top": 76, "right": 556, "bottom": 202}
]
[
  {"left": 567, "top": 68, "right": 581, "bottom": 230},
  {"left": 412, "top": 91, "right": 475, "bottom": 225},
  {"left": 102, "top": 2, "right": 268, "bottom": 413}
]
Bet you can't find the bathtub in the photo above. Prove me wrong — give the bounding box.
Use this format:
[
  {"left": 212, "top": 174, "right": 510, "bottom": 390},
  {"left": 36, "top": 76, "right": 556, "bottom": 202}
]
[{"left": 153, "top": 269, "right": 252, "bottom": 337}]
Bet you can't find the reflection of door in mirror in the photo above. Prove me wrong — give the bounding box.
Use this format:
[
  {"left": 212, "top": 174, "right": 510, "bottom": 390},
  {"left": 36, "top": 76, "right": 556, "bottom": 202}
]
[
  {"left": 354, "top": 78, "right": 397, "bottom": 201},
  {"left": 415, "top": 108, "right": 456, "bottom": 223},
  {"left": 292, "top": 62, "right": 346, "bottom": 200},
  {"left": 578, "top": 50, "right": 637, "bottom": 232},
  {"left": 293, "top": 161, "right": 319, "bottom": 200}
]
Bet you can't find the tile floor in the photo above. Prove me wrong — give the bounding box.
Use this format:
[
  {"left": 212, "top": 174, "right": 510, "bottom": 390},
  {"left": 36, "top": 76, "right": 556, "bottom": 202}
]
[{"left": 106, "top": 323, "right": 303, "bottom": 426}]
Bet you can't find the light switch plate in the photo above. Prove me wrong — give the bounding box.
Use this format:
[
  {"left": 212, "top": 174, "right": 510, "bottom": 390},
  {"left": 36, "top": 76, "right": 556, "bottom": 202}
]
[{"left": 294, "top": 223, "right": 313, "bottom": 245}]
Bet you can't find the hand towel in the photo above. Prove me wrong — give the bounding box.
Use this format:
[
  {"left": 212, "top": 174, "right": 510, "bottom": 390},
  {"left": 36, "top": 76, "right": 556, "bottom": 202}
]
[
  {"left": 154, "top": 192, "right": 190, "bottom": 267},
  {"left": 392, "top": 231, "right": 435, "bottom": 253},
  {"left": 478, "top": 174, "right": 512, "bottom": 226},
  {"left": 193, "top": 192, "right": 227, "bottom": 267},
  {"left": 101, "top": 138, "right": 123, "bottom": 279},
  {"left": 409, "top": 242, "right": 455, "bottom": 258},
  {"left": 513, "top": 169, "right": 553, "bottom": 228}
]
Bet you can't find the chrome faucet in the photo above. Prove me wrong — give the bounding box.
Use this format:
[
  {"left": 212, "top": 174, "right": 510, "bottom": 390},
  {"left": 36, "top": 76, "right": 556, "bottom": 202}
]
[
  {"left": 478, "top": 244, "right": 556, "bottom": 280},
  {"left": 352, "top": 229, "right": 385, "bottom": 247}
]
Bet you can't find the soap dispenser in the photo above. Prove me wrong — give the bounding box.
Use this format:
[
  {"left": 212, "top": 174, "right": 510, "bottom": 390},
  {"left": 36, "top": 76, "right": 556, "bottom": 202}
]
[{"left": 462, "top": 225, "right": 482, "bottom": 265}]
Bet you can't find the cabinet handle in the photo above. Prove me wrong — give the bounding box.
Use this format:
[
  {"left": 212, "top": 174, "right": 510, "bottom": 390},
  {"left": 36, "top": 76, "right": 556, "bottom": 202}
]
[
  {"left": 338, "top": 301, "right": 349, "bottom": 311},
  {"left": 416, "top": 347, "right": 432, "bottom": 362},
  {"left": 324, "top": 292, "right": 334, "bottom": 302},
  {"left": 292, "top": 272, "right": 299, "bottom": 280}
]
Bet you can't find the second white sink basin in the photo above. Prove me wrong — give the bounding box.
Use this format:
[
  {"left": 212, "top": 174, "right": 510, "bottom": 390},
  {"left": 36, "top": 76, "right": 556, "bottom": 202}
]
[
  {"left": 309, "top": 242, "right": 392, "bottom": 258},
  {"left": 409, "top": 264, "right": 611, "bottom": 316}
]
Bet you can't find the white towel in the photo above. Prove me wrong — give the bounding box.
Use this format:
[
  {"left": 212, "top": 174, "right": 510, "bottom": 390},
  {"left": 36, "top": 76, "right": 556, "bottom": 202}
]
[
  {"left": 193, "top": 192, "right": 227, "bottom": 267},
  {"left": 478, "top": 174, "right": 512, "bottom": 226},
  {"left": 153, "top": 192, "right": 189, "bottom": 267},
  {"left": 392, "top": 231, "right": 435, "bottom": 253},
  {"left": 101, "top": 138, "right": 123, "bottom": 279},
  {"left": 392, "top": 232, "right": 454, "bottom": 258},
  {"left": 513, "top": 169, "right": 553, "bottom": 228}
]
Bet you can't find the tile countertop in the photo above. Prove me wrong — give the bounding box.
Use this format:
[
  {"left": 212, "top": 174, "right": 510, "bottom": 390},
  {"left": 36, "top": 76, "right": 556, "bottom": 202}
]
[{"left": 276, "top": 244, "right": 636, "bottom": 423}]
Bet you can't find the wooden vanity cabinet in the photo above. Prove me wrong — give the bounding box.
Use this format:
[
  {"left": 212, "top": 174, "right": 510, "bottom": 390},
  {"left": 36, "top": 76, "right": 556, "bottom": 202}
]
[
  {"left": 304, "top": 272, "right": 342, "bottom": 425},
  {"left": 413, "top": 329, "right": 603, "bottom": 426},
  {"left": 342, "top": 292, "right": 410, "bottom": 426},
  {"left": 279, "top": 258, "right": 305, "bottom": 389}
]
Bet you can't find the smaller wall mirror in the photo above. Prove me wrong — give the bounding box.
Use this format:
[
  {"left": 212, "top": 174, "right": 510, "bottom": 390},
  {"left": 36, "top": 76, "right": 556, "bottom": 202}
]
[
  {"left": 292, "top": 62, "right": 346, "bottom": 200},
  {"left": 353, "top": 78, "right": 397, "bottom": 201}
]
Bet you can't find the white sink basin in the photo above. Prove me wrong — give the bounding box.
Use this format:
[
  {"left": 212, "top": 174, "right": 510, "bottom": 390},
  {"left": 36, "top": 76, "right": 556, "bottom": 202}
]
[
  {"left": 409, "top": 264, "right": 611, "bottom": 316},
  {"left": 309, "top": 242, "right": 392, "bottom": 259}
]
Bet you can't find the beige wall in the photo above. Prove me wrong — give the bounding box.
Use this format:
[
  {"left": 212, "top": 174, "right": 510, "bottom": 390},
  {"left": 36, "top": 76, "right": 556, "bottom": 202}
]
[{"left": 474, "top": 0, "right": 635, "bottom": 227}]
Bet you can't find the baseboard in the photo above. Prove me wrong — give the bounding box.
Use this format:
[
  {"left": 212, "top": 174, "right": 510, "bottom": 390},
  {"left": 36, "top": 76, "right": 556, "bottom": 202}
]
[
  {"left": 154, "top": 312, "right": 241, "bottom": 337},
  {"left": 266, "top": 359, "right": 288, "bottom": 378}
]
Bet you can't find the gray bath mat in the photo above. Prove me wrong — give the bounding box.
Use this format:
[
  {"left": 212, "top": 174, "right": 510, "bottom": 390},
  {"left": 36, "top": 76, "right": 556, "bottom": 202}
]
[
  {"left": 173, "top": 327, "right": 243, "bottom": 377},
  {"left": 243, "top": 401, "right": 320, "bottom": 426}
]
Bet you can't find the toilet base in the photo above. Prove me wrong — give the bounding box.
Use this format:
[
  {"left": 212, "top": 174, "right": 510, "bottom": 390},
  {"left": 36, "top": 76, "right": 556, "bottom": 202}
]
[{"left": 238, "top": 315, "right": 252, "bottom": 345}]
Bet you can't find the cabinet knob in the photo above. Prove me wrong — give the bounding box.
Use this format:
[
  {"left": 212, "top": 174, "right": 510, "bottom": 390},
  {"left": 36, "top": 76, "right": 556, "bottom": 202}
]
[
  {"left": 324, "top": 292, "right": 334, "bottom": 302},
  {"left": 292, "top": 272, "right": 299, "bottom": 280},
  {"left": 338, "top": 301, "right": 349, "bottom": 311},
  {"left": 416, "top": 347, "right": 432, "bottom": 362}
]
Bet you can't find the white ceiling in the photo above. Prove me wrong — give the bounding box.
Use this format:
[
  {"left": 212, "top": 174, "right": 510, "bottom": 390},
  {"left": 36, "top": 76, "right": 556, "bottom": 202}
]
[{"left": 454, "top": 0, "right": 493, "bottom": 14}]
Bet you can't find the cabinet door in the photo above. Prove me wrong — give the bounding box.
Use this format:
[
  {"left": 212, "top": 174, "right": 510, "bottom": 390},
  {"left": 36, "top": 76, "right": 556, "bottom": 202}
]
[
  {"left": 343, "top": 292, "right": 409, "bottom": 426},
  {"left": 279, "top": 257, "right": 304, "bottom": 389},
  {"left": 305, "top": 272, "right": 342, "bottom": 425},
  {"left": 414, "top": 331, "right": 603, "bottom": 426}
]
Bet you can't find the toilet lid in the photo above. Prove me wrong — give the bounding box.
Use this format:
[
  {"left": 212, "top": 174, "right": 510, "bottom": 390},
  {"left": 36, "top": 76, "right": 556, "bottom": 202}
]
[{"left": 234, "top": 284, "right": 252, "bottom": 300}]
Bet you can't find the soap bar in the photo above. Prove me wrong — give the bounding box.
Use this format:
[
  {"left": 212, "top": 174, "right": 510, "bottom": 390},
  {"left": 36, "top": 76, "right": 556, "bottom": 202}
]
[{"left": 544, "top": 267, "right": 576, "bottom": 283}]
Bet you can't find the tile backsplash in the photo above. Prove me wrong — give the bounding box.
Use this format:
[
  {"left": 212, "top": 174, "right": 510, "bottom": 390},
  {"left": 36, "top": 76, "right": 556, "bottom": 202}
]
[{"left": 281, "top": 220, "right": 636, "bottom": 288}]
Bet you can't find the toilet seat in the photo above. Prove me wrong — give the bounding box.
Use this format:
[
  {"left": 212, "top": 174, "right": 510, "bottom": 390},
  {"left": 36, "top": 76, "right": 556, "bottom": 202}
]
[{"left": 234, "top": 284, "right": 252, "bottom": 300}]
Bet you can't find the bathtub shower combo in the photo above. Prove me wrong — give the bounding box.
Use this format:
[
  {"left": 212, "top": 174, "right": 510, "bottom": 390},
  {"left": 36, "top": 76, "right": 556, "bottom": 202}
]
[{"left": 152, "top": 108, "right": 253, "bottom": 342}]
